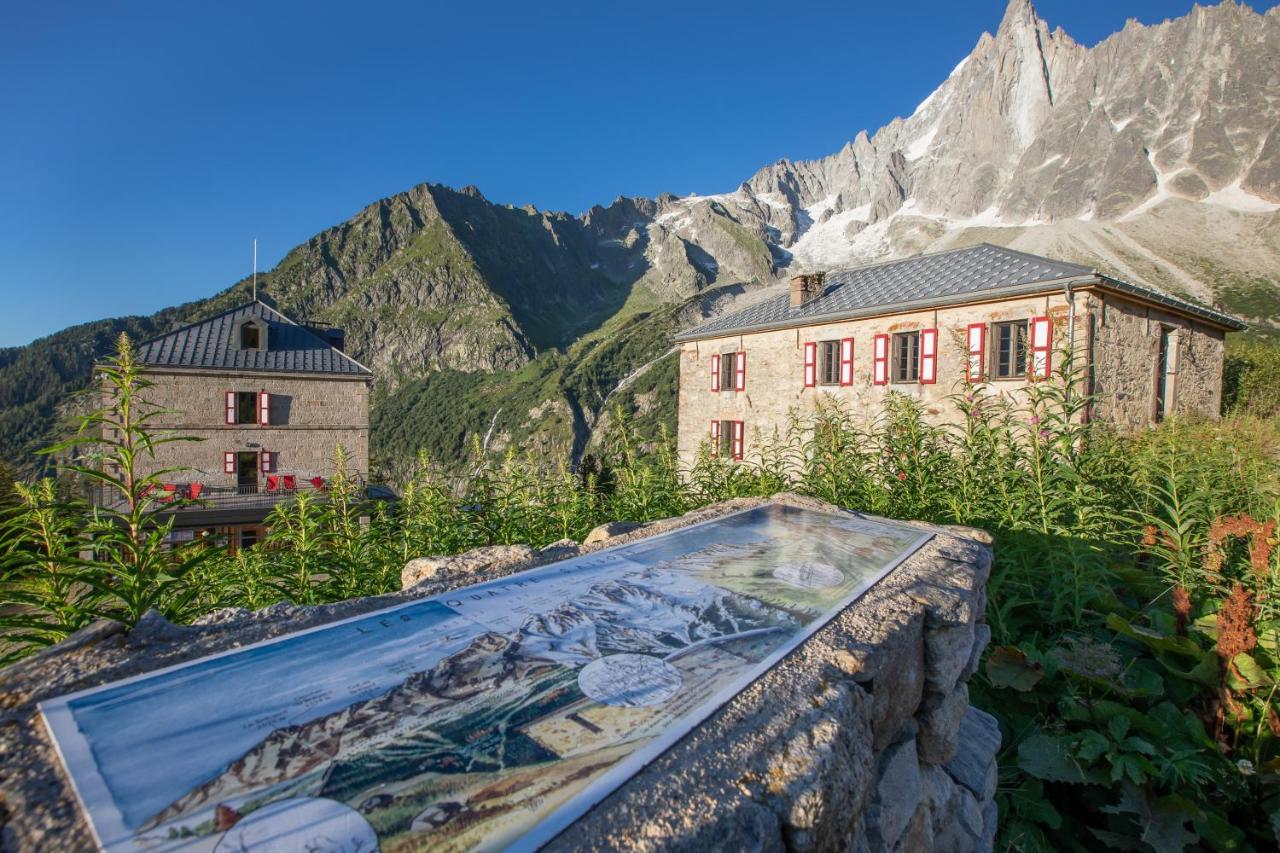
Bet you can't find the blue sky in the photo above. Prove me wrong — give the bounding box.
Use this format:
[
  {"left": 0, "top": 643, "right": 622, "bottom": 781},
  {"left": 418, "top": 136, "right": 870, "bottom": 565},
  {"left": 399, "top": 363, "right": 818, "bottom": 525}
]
[{"left": 0, "top": 0, "right": 1222, "bottom": 346}]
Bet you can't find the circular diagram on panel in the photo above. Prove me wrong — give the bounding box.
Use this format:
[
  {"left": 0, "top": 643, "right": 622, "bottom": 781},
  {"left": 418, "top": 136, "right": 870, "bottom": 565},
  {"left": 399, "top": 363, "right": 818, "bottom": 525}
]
[
  {"left": 578, "top": 653, "right": 683, "bottom": 708},
  {"left": 213, "top": 796, "right": 379, "bottom": 852},
  {"left": 772, "top": 561, "right": 845, "bottom": 589}
]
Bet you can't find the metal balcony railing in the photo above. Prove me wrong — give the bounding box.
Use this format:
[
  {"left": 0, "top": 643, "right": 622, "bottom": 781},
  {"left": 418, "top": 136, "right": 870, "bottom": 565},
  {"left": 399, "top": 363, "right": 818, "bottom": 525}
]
[{"left": 88, "top": 477, "right": 366, "bottom": 515}]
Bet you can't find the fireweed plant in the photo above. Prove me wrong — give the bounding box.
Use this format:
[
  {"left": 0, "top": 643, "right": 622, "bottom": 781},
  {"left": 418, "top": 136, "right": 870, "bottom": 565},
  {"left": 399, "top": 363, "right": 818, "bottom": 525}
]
[{"left": 0, "top": 334, "right": 1276, "bottom": 849}]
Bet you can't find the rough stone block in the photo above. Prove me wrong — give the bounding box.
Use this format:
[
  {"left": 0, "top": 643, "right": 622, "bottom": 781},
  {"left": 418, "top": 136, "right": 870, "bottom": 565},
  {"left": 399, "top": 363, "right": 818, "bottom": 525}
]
[
  {"left": 961, "top": 623, "right": 991, "bottom": 681},
  {"left": 763, "top": 684, "right": 877, "bottom": 851},
  {"left": 924, "top": 621, "right": 975, "bottom": 694},
  {"left": 847, "top": 614, "right": 925, "bottom": 751},
  {"left": 916, "top": 683, "right": 969, "bottom": 765},
  {"left": 922, "top": 764, "right": 984, "bottom": 852},
  {"left": 945, "top": 707, "right": 1002, "bottom": 802},
  {"left": 583, "top": 520, "right": 648, "bottom": 545},
  {"left": 866, "top": 737, "right": 923, "bottom": 851},
  {"left": 534, "top": 538, "right": 580, "bottom": 561},
  {"left": 401, "top": 543, "right": 533, "bottom": 589},
  {"left": 980, "top": 799, "right": 998, "bottom": 853}
]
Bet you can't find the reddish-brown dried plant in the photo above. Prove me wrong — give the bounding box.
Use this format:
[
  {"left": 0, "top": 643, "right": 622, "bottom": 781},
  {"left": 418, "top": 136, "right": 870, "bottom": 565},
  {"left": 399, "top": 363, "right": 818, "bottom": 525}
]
[
  {"left": 1172, "top": 585, "right": 1191, "bottom": 636},
  {"left": 1215, "top": 583, "right": 1257, "bottom": 665}
]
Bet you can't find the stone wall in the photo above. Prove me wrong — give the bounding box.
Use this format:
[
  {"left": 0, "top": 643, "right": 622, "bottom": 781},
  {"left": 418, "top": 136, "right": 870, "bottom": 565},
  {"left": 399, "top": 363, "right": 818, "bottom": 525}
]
[
  {"left": 1085, "top": 291, "right": 1226, "bottom": 429},
  {"left": 120, "top": 368, "right": 370, "bottom": 481},
  {"left": 676, "top": 288, "right": 1225, "bottom": 468},
  {"left": 0, "top": 494, "right": 997, "bottom": 852}
]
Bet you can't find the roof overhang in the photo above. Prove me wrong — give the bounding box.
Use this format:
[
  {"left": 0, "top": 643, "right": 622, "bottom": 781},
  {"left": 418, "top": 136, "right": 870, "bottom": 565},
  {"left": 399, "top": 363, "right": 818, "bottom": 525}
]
[
  {"left": 129, "top": 364, "right": 374, "bottom": 381},
  {"left": 673, "top": 273, "right": 1245, "bottom": 342},
  {"left": 1089, "top": 276, "right": 1246, "bottom": 332}
]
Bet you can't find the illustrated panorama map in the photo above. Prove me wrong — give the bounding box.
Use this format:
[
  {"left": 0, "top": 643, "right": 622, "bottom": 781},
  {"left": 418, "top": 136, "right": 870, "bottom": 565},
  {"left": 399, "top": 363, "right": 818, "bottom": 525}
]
[{"left": 41, "top": 504, "right": 931, "bottom": 852}]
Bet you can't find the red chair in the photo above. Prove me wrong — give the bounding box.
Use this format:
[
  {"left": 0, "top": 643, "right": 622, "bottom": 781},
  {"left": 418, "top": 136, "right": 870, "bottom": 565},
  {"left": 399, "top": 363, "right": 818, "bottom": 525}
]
[
  {"left": 187, "top": 483, "right": 204, "bottom": 500},
  {"left": 283, "top": 474, "right": 296, "bottom": 491},
  {"left": 309, "top": 477, "right": 325, "bottom": 490},
  {"left": 266, "top": 475, "right": 280, "bottom": 492},
  {"left": 157, "top": 484, "right": 178, "bottom": 504}
]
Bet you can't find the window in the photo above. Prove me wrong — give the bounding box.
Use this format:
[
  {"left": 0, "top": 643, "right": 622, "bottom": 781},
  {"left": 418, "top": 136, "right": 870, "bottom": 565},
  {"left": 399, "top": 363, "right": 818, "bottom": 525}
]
[
  {"left": 235, "top": 391, "right": 257, "bottom": 424},
  {"left": 892, "top": 332, "right": 920, "bottom": 383},
  {"left": 718, "top": 419, "right": 734, "bottom": 457},
  {"left": 240, "top": 321, "right": 261, "bottom": 350},
  {"left": 225, "top": 390, "right": 270, "bottom": 425},
  {"left": 720, "top": 352, "right": 737, "bottom": 393},
  {"left": 992, "top": 320, "right": 1029, "bottom": 379},
  {"left": 819, "top": 341, "right": 840, "bottom": 385},
  {"left": 710, "top": 420, "right": 743, "bottom": 460}
]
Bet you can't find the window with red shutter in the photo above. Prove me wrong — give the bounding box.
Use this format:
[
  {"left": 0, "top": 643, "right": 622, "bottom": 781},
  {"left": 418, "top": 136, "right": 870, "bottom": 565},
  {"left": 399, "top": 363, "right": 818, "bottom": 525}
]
[
  {"left": 734, "top": 350, "right": 746, "bottom": 392},
  {"left": 260, "top": 451, "right": 273, "bottom": 474},
  {"left": 225, "top": 391, "right": 236, "bottom": 425},
  {"left": 258, "top": 391, "right": 271, "bottom": 426},
  {"left": 709, "top": 420, "right": 720, "bottom": 456},
  {"left": 710, "top": 354, "right": 720, "bottom": 391},
  {"left": 223, "top": 451, "right": 236, "bottom": 474},
  {"left": 731, "top": 421, "right": 744, "bottom": 461},
  {"left": 839, "top": 337, "right": 854, "bottom": 386},
  {"left": 920, "top": 328, "right": 938, "bottom": 384},
  {"left": 966, "top": 323, "right": 986, "bottom": 382},
  {"left": 873, "top": 334, "right": 889, "bottom": 385},
  {"left": 803, "top": 342, "right": 817, "bottom": 387},
  {"left": 1030, "top": 316, "right": 1052, "bottom": 379}
]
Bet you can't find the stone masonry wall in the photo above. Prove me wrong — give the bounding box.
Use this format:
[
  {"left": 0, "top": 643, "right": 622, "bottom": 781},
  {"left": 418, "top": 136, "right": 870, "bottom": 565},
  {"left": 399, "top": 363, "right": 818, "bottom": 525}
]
[
  {"left": 0, "top": 494, "right": 998, "bottom": 852},
  {"left": 123, "top": 368, "right": 370, "bottom": 481},
  {"left": 676, "top": 289, "right": 1225, "bottom": 468},
  {"left": 1085, "top": 291, "right": 1226, "bottom": 429}
]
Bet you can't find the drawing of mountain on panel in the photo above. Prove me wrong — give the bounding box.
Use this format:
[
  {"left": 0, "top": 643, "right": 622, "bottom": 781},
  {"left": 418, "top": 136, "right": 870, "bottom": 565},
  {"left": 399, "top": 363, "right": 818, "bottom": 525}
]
[{"left": 140, "top": 570, "right": 799, "bottom": 850}]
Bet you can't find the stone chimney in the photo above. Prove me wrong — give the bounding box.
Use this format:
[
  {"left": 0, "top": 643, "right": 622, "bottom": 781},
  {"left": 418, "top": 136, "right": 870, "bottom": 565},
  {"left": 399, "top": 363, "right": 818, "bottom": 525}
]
[{"left": 790, "top": 272, "right": 826, "bottom": 309}]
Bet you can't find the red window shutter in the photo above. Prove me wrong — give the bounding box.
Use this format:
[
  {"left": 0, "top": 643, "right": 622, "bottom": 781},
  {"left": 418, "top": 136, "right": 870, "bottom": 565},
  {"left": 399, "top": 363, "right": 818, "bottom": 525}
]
[
  {"left": 258, "top": 391, "right": 271, "bottom": 425},
  {"left": 709, "top": 420, "right": 720, "bottom": 456},
  {"left": 966, "top": 323, "right": 986, "bottom": 382},
  {"left": 225, "top": 391, "right": 236, "bottom": 425},
  {"left": 710, "top": 354, "right": 721, "bottom": 391},
  {"left": 1030, "top": 316, "right": 1052, "bottom": 379},
  {"left": 260, "top": 451, "right": 272, "bottom": 473},
  {"left": 223, "top": 451, "right": 236, "bottom": 474},
  {"left": 731, "top": 421, "right": 744, "bottom": 461},
  {"left": 803, "top": 342, "right": 817, "bottom": 388},
  {"left": 920, "top": 328, "right": 938, "bottom": 384},
  {"left": 734, "top": 350, "right": 746, "bottom": 392},
  {"left": 839, "top": 337, "right": 855, "bottom": 386},
  {"left": 873, "top": 334, "right": 889, "bottom": 385}
]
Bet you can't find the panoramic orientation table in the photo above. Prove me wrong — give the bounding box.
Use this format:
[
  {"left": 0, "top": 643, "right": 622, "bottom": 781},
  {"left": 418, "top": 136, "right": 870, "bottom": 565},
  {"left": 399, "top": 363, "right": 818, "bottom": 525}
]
[{"left": 41, "top": 503, "right": 932, "bottom": 852}]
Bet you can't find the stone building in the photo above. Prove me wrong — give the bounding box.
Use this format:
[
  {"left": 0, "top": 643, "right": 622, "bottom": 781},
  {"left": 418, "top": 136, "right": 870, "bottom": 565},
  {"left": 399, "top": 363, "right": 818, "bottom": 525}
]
[
  {"left": 674, "top": 244, "right": 1244, "bottom": 466},
  {"left": 104, "top": 299, "right": 373, "bottom": 551}
]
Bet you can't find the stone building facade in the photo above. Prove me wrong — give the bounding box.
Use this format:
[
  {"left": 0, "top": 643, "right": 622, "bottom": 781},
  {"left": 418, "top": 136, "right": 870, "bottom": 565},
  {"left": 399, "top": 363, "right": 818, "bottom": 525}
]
[
  {"left": 109, "top": 299, "right": 373, "bottom": 550},
  {"left": 675, "top": 244, "right": 1243, "bottom": 467}
]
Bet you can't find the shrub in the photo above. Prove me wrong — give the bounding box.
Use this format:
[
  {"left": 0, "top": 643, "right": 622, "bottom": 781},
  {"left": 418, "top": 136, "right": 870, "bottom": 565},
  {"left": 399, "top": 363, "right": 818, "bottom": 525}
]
[{"left": 1, "top": 336, "right": 1276, "bottom": 848}]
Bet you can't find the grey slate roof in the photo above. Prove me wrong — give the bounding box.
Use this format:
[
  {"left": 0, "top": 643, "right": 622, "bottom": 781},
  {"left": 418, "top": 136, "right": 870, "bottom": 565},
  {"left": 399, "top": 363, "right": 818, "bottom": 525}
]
[
  {"left": 136, "top": 301, "right": 372, "bottom": 376},
  {"left": 675, "top": 243, "right": 1244, "bottom": 340}
]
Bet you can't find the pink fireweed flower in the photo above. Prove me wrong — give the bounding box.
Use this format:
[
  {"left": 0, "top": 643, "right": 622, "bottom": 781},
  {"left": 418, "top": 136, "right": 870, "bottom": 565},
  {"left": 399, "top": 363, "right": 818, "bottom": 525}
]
[
  {"left": 897, "top": 471, "right": 907, "bottom": 481},
  {"left": 1029, "top": 415, "right": 1041, "bottom": 425},
  {"left": 1039, "top": 430, "right": 1050, "bottom": 441}
]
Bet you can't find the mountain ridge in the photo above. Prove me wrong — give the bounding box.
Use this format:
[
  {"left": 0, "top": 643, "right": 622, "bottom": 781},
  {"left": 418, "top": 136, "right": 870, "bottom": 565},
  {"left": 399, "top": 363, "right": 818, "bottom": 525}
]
[{"left": 2, "top": 0, "right": 1276, "bottom": 477}]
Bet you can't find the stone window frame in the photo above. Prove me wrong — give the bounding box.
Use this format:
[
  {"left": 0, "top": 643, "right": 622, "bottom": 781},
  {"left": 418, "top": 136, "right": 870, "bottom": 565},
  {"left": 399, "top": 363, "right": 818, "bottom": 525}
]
[
  {"left": 719, "top": 350, "right": 737, "bottom": 394},
  {"left": 990, "top": 319, "right": 1030, "bottom": 381},
  {"left": 891, "top": 331, "right": 920, "bottom": 384},
  {"left": 817, "top": 340, "right": 842, "bottom": 386}
]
